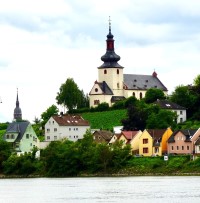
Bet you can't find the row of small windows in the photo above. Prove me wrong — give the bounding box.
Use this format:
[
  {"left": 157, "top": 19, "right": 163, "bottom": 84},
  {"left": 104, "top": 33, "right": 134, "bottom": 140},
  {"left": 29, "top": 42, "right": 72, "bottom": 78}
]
[
  {"left": 46, "top": 128, "right": 79, "bottom": 132},
  {"left": 104, "top": 69, "right": 119, "bottom": 74},
  {"left": 171, "top": 146, "right": 190, "bottom": 150},
  {"left": 46, "top": 135, "right": 79, "bottom": 140}
]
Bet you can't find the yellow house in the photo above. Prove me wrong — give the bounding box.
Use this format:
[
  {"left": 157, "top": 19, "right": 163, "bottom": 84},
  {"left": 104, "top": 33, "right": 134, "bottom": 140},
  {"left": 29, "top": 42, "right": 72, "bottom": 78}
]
[
  {"left": 139, "top": 129, "right": 154, "bottom": 157},
  {"left": 129, "top": 130, "right": 142, "bottom": 155},
  {"left": 139, "top": 128, "right": 173, "bottom": 156}
]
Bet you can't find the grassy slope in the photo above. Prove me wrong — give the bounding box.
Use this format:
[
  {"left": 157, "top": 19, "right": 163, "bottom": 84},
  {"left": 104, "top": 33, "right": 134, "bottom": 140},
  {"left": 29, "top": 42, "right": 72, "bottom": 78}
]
[{"left": 81, "top": 109, "right": 127, "bottom": 131}]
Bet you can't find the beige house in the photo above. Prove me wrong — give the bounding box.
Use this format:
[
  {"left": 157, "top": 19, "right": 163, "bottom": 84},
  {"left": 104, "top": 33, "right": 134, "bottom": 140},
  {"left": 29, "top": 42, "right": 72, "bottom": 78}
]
[
  {"left": 168, "top": 129, "right": 200, "bottom": 155},
  {"left": 93, "top": 130, "right": 113, "bottom": 144},
  {"left": 89, "top": 22, "right": 168, "bottom": 108}
]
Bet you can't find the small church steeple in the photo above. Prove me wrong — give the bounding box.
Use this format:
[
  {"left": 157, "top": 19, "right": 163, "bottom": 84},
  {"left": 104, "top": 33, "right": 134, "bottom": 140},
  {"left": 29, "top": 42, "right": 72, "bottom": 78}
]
[
  {"left": 14, "top": 88, "right": 22, "bottom": 121},
  {"left": 99, "top": 17, "right": 123, "bottom": 69}
]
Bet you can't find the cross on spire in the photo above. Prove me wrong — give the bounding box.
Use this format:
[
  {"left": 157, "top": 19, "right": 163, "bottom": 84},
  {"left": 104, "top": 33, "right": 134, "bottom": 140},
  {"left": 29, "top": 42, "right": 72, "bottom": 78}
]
[{"left": 109, "top": 16, "right": 111, "bottom": 33}]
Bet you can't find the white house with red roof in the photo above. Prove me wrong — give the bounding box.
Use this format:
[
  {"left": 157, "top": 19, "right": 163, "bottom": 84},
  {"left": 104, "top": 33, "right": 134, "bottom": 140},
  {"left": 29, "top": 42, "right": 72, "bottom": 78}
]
[{"left": 44, "top": 114, "right": 90, "bottom": 142}]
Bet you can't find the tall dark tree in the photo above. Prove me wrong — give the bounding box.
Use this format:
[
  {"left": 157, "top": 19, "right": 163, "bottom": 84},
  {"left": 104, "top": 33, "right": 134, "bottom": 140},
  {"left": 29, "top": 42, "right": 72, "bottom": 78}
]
[
  {"left": 56, "top": 78, "right": 84, "bottom": 112},
  {"left": 144, "top": 88, "right": 166, "bottom": 103},
  {"left": 122, "top": 103, "right": 146, "bottom": 131}
]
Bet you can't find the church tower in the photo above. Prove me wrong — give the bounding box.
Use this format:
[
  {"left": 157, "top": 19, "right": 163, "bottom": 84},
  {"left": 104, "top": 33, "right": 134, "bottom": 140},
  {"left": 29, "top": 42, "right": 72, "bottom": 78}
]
[
  {"left": 98, "top": 17, "right": 124, "bottom": 96},
  {"left": 14, "top": 89, "right": 22, "bottom": 121}
]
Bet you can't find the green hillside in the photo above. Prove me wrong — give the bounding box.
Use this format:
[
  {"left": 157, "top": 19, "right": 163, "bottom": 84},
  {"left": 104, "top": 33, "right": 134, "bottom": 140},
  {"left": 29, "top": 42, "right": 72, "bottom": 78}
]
[{"left": 82, "top": 109, "right": 127, "bottom": 131}]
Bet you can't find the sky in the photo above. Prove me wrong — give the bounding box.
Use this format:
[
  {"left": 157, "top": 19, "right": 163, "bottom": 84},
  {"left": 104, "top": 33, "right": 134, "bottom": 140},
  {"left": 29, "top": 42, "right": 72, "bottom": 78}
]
[{"left": 0, "top": 0, "right": 200, "bottom": 123}]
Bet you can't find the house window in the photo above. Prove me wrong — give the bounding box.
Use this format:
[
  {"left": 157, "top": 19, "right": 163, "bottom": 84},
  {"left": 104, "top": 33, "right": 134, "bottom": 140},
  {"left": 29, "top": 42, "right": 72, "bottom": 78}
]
[
  {"left": 26, "top": 134, "right": 29, "bottom": 139},
  {"left": 54, "top": 136, "right": 57, "bottom": 140},
  {"left": 182, "top": 146, "right": 184, "bottom": 150},
  {"left": 49, "top": 121, "right": 51, "bottom": 124},
  {"left": 11, "top": 134, "right": 14, "bottom": 139},
  {"left": 177, "top": 146, "right": 179, "bottom": 150},
  {"left": 53, "top": 121, "right": 54, "bottom": 124},
  {"left": 155, "top": 147, "right": 159, "bottom": 153},
  {"left": 47, "top": 129, "right": 50, "bottom": 133},
  {"left": 94, "top": 100, "right": 100, "bottom": 105},
  {"left": 47, "top": 136, "right": 50, "bottom": 140},
  {"left": 69, "top": 128, "right": 71, "bottom": 131},
  {"left": 132, "top": 92, "right": 135, "bottom": 97},
  {"left": 143, "top": 139, "right": 148, "bottom": 144},
  {"left": 76, "top": 135, "right": 78, "bottom": 138},
  {"left": 74, "top": 128, "right": 76, "bottom": 131},
  {"left": 54, "top": 128, "right": 57, "bottom": 132},
  {"left": 6, "top": 134, "right": 9, "bottom": 139},
  {"left": 143, "top": 147, "right": 148, "bottom": 154},
  {"left": 172, "top": 146, "right": 174, "bottom": 150},
  {"left": 180, "top": 111, "right": 183, "bottom": 115},
  {"left": 104, "top": 70, "right": 107, "bottom": 74},
  {"left": 117, "top": 83, "right": 119, "bottom": 88},
  {"left": 180, "top": 118, "right": 183, "bottom": 123},
  {"left": 95, "top": 88, "right": 98, "bottom": 92},
  {"left": 187, "top": 146, "right": 189, "bottom": 150},
  {"left": 117, "top": 69, "right": 119, "bottom": 74},
  {"left": 76, "top": 128, "right": 78, "bottom": 131}
]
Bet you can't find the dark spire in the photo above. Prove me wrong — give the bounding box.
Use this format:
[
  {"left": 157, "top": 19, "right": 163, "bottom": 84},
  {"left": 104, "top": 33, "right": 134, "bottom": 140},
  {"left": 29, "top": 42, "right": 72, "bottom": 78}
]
[
  {"left": 14, "top": 88, "right": 22, "bottom": 121},
  {"left": 98, "top": 17, "right": 123, "bottom": 69}
]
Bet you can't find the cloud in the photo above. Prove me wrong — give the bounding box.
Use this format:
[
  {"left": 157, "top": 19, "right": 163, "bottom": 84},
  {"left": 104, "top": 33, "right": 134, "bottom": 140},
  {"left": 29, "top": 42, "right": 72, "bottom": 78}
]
[{"left": 0, "top": 0, "right": 200, "bottom": 122}]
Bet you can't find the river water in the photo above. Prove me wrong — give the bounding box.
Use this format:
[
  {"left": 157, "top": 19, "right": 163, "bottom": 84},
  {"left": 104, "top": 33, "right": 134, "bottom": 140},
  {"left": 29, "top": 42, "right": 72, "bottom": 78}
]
[{"left": 0, "top": 176, "right": 200, "bottom": 203}]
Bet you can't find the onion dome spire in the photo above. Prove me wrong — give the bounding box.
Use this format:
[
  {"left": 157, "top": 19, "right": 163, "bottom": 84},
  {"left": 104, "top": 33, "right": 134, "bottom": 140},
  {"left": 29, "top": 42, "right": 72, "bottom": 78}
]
[
  {"left": 99, "top": 16, "right": 123, "bottom": 68},
  {"left": 14, "top": 88, "right": 22, "bottom": 121}
]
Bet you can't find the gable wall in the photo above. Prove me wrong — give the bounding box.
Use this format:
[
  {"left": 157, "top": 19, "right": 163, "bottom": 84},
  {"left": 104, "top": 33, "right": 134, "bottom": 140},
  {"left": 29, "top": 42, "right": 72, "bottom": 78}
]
[
  {"left": 20, "top": 124, "right": 40, "bottom": 152},
  {"left": 139, "top": 130, "right": 153, "bottom": 156},
  {"left": 168, "top": 131, "right": 193, "bottom": 154}
]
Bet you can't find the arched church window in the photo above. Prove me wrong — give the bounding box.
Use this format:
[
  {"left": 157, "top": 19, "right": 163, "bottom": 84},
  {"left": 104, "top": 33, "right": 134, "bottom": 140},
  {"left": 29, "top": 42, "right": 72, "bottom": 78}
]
[
  {"left": 117, "top": 69, "right": 119, "bottom": 74},
  {"left": 140, "top": 92, "right": 143, "bottom": 99},
  {"left": 104, "top": 70, "right": 107, "bottom": 74}
]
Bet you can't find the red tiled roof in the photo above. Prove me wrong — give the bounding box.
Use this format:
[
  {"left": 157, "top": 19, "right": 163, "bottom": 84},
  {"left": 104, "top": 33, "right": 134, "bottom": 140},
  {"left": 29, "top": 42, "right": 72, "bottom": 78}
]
[
  {"left": 121, "top": 131, "right": 139, "bottom": 140},
  {"left": 52, "top": 115, "right": 90, "bottom": 126}
]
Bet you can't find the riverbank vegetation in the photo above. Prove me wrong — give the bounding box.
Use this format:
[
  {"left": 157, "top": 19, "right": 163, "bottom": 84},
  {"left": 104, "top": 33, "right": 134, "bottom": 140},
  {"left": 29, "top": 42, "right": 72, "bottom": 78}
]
[{"left": 1, "top": 131, "right": 200, "bottom": 177}]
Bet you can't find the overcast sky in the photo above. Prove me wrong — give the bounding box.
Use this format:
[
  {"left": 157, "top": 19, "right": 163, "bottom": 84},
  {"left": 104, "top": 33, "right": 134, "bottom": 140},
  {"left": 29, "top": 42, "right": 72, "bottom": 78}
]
[{"left": 0, "top": 0, "right": 200, "bottom": 123}]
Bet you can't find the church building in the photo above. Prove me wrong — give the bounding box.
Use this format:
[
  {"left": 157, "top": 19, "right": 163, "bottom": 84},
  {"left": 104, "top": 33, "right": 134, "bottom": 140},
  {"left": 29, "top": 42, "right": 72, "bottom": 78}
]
[{"left": 89, "top": 20, "right": 168, "bottom": 107}]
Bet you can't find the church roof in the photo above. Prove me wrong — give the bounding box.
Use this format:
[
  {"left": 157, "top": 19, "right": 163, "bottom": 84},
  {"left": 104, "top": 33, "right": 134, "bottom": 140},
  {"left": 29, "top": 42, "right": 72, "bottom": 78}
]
[
  {"left": 124, "top": 73, "right": 168, "bottom": 91},
  {"left": 4, "top": 121, "right": 30, "bottom": 142},
  {"left": 99, "top": 81, "right": 113, "bottom": 95}
]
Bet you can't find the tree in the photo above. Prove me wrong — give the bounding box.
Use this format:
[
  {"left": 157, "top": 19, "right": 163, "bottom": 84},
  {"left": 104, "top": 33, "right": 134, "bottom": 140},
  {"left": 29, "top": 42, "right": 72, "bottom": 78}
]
[
  {"left": 144, "top": 88, "right": 166, "bottom": 103},
  {"left": 122, "top": 102, "right": 146, "bottom": 131},
  {"left": 41, "top": 104, "right": 59, "bottom": 126},
  {"left": 146, "top": 109, "right": 177, "bottom": 129},
  {"left": 170, "top": 85, "right": 198, "bottom": 118},
  {"left": 0, "top": 140, "right": 11, "bottom": 172},
  {"left": 56, "top": 78, "right": 83, "bottom": 112}
]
